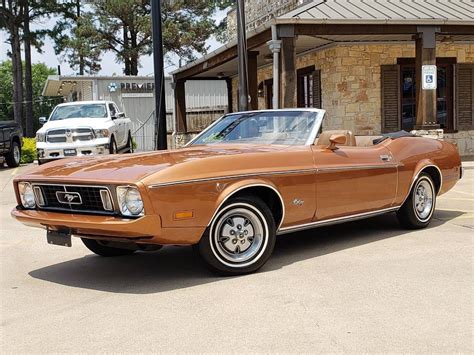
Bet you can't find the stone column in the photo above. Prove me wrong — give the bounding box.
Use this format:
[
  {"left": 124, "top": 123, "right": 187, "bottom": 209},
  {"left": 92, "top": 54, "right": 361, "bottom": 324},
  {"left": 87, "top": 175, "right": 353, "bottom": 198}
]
[{"left": 280, "top": 31, "right": 296, "bottom": 108}]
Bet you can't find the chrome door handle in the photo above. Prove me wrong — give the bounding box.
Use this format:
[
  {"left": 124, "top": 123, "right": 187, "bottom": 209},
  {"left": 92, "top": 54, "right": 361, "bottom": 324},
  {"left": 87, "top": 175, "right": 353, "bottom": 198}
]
[{"left": 380, "top": 154, "right": 392, "bottom": 162}]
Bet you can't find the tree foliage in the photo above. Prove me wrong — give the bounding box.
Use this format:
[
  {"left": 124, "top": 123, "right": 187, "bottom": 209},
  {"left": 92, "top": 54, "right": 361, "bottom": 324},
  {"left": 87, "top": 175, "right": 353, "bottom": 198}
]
[
  {"left": 0, "top": 61, "right": 62, "bottom": 133},
  {"left": 52, "top": 0, "right": 232, "bottom": 75}
]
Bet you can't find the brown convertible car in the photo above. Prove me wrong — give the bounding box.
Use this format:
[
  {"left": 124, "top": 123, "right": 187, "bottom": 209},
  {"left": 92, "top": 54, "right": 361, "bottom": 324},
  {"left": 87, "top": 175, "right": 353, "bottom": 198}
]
[{"left": 12, "top": 109, "right": 462, "bottom": 274}]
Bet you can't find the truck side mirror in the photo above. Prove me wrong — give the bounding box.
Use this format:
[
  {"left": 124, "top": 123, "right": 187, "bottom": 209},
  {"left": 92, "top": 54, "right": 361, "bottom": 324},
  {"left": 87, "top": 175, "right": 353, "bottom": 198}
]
[{"left": 39, "top": 117, "right": 47, "bottom": 125}]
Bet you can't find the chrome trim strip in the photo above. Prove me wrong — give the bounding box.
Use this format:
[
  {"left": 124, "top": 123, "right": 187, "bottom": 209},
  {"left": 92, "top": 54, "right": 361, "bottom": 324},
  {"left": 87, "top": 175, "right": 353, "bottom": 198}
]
[
  {"left": 277, "top": 206, "right": 400, "bottom": 235},
  {"left": 316, "top": 164, "right": 399, "bottom": 173},
  {"left": 399, "top": 164, "right": 443, "bottom": 206},
  {"left": 207, "top": 183, "right": 286, "bottom": 231},
  {"left": 149, "top": 169, "right": 316, "bottom": 188}
]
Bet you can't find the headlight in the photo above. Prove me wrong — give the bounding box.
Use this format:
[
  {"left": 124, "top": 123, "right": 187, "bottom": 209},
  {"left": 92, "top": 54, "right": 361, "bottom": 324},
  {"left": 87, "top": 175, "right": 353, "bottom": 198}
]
[
  {"left": 36, "top": 132, "right": 46, "bottom": 142},
  {"left": 94, "top": 129, "right": 110, "bottom": 138},
  {"left": 116, "top": 186, "right": 144, "bottom": 216},
  {"left": 18, "top": 182, "right": 36, "bottom": 209}
]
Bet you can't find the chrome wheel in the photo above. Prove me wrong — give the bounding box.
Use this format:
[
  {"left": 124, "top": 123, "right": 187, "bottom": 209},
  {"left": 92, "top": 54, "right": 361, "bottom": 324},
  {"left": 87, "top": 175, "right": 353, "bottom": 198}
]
[
  {"left": 211, "top": 203, "right": 268, "bottom": 268},
  {"left": 413, "top": 178, "right": 434, "bottom": 222},
  {"left": 13, "top": 144, "right": 20, "bottom": 164}
]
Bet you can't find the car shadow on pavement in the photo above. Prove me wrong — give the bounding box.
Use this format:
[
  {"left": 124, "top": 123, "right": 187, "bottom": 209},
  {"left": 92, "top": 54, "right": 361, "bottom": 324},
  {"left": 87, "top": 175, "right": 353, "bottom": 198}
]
[{"left": 28, "top": 210, "right": 465, "bottom": 294}]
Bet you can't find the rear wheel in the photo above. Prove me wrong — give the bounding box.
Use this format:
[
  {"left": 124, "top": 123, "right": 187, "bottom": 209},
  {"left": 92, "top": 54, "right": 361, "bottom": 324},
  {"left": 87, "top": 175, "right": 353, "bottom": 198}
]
[
  {"left": 397, "top": 173, "right": 436, "bottom": 229},
  {"left": 195, "top": 196, "right": 276, "bottom": 275},
  {"left": 81, "top": 238, "right": 136, "bottom": 257},
  {"left": 5, "top": 141, "right": 20, "bottom": 167}
]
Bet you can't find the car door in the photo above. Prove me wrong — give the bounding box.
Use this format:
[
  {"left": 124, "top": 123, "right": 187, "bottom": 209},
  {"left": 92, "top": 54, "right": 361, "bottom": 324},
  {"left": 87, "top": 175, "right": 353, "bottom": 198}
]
[
  {"left": 312, "top": 144, "right": 398, "bottom": 221},
  {"left": 108, "top": 103, "right": 124, "bottom": 147},
  {"left": 114, "top": 103, "right": 127, "bottom": 147}
]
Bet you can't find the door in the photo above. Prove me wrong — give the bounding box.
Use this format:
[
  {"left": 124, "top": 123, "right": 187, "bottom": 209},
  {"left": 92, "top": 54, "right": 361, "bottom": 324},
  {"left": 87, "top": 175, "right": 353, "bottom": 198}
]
[
  {"left": 312, "top": 145, "right": 398, "bottom": 221},
  {"left": 109, "top": 103, "right": 125, "bottom": 147}
]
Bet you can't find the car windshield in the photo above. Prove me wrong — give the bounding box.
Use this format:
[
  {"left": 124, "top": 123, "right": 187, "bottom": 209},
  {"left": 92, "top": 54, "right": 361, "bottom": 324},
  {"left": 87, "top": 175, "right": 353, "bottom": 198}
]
[
  {"left": 190, "top": 111, "right": 321, "bottom": 146},
  {"left": 49, "top": 104, "right": 108, "bottom": 121}
]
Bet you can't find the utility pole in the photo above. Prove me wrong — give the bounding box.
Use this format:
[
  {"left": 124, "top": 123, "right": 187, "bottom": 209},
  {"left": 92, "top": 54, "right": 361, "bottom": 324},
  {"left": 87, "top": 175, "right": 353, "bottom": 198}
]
[
  {"left": 236, "top": 0, "right": 249, "bottom": 111},
  {"left": 151, "top": 0, "right": 167, "bottom": 150}
]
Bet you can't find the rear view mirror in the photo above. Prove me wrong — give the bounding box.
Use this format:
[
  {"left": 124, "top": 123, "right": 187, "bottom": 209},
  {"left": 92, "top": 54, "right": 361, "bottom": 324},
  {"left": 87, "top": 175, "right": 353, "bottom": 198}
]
[
  {"left": 328, "top": 134, "right": 346, "bottom": 150},
  {"left": 39, "top": 117, "right": 47, "bottom": 125}
]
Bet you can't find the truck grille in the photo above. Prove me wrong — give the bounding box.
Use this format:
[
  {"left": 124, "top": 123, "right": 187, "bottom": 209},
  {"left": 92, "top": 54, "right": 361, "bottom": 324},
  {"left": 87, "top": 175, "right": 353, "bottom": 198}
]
[
  {"left": 47, "top": 128, "right": 94, "bottom": 143},
  {"left": 32, "top": 184, "right": 114, "bottom": 215}
]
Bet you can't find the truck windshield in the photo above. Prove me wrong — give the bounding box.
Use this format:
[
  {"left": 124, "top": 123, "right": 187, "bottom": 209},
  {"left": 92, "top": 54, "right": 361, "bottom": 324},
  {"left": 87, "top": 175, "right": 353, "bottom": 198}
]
[
  {"left": 50, "top": 104, "right": 108, "bottom": 121},
  {"left": 190, "top": 111, "right": 320, "bottom": 146}
]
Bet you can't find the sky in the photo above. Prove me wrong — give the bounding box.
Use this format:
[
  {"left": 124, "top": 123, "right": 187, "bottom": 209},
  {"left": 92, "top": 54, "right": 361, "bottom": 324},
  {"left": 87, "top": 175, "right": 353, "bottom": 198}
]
[{"left": 0, "top": 8, "right": 228, "bottom": 76}]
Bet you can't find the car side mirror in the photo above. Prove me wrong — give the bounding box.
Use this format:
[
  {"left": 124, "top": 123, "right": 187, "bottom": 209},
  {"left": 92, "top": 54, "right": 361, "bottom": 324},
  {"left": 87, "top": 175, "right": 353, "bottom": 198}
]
[
  {"left": 111, "top": 114, "right": 117, "bottom": 120},
  {"left": 327, "top": 134, "right": 346, "bottom": 150},
  {"left": 39, "top": 117, "right": 47, "bottom": 125},
  {"left": 117, "top": 112, "right": 125, "bottom": 118}
]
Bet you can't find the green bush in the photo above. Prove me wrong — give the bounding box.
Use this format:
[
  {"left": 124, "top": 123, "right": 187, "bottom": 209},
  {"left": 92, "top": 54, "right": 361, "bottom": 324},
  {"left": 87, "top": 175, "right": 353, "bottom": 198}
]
[{"left": 20, "top": 137, "right": 36, "bottom": 164}]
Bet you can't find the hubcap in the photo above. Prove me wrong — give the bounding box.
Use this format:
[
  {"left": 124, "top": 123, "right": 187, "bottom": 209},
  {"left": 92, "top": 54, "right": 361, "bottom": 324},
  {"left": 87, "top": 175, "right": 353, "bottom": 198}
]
[
  {"left": 213, "top": 206, "right": 266, "bottom": 265},
  {"left": 13, "top": 145, "right": 20, "bottom": 163},
  {"left": 413, "top": 179, "right": 434, "bottom": 221}
]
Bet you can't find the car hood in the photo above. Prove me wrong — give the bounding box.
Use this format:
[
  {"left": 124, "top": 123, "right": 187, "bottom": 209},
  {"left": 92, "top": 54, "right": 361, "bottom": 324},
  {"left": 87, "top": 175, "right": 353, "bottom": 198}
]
[
  {"left": 37, "top": 117, "right": 109, "bottom": 133},
  {"left": 17, "top": 144, "right": 300, "bottom": 184}
]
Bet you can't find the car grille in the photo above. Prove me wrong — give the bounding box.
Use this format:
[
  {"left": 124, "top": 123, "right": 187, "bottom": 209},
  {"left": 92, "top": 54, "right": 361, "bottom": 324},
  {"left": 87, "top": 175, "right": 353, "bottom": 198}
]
[
  {"left": 47, "top": 128, "right": 94, "bottom": 143},
  {"left": 32, "top": 184, "right": 114, "bottom": 215}
]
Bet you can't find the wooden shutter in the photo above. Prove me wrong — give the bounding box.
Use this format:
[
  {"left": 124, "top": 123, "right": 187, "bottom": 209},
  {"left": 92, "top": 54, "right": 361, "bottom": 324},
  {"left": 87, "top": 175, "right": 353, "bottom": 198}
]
[
  {"left": 455, "top": 64, "right": 474, "bottom": 130},
  {"left": 381, "top": 65, "right": 401, "bottom": 133},
  {"left": 312, "top": 70, "right": 322, "bottom": 109}
]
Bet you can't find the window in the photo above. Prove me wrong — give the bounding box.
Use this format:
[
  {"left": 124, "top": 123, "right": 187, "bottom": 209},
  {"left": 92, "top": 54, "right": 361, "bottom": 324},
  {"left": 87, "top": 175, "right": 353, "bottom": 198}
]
[
  {"left": 297, "top": 66, "right": 315, "bottom": 108},
  {"left": 398, "top": 58, "right": 455, "bottom": 131},
  {"left": 108, "top": 103, "right": 117, "bottom": 117}
]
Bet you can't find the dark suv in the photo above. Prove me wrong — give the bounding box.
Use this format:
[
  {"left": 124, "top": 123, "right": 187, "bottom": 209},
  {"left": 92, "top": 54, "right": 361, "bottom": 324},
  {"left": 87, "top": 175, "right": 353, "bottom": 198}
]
[{"left": 0, "top": 121, "right": 22, "bottom": 167}]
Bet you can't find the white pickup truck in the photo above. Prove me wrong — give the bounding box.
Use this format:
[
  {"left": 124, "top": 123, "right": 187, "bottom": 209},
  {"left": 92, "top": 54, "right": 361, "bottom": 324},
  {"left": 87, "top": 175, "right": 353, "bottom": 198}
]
[{"left": 36, "top": 101, "right": 132, "bottom": 165}]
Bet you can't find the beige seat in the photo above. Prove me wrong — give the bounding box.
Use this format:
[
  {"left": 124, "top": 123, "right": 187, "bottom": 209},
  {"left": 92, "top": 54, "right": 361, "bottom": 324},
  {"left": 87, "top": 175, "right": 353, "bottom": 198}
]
[{"left": 315, "top": 130, "right": 357, "bottom": 147}]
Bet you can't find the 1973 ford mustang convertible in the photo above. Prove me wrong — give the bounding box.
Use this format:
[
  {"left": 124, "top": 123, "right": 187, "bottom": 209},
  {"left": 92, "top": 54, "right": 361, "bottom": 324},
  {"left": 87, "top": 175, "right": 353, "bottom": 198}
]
[{"left": 12, "top": 109, "right": 462, "bottom": 275}]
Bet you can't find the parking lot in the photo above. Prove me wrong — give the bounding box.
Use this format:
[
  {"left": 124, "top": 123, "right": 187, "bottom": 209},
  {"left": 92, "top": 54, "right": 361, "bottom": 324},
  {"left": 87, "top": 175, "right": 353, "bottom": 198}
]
[{"left": 0, "top": 163, "right": 472, "bottom": 353}]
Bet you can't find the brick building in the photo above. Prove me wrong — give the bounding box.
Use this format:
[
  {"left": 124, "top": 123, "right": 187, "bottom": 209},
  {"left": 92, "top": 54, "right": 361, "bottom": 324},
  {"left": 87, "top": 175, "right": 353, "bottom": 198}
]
[{"left": 171, "top": 0, "right": 474, "bottom": 156}]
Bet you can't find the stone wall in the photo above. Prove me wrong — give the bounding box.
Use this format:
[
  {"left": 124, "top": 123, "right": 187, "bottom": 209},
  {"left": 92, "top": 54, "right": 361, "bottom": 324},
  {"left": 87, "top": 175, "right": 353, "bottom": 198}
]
[{"left": 231, "top": 42, "right": 473, "bottom": 155}]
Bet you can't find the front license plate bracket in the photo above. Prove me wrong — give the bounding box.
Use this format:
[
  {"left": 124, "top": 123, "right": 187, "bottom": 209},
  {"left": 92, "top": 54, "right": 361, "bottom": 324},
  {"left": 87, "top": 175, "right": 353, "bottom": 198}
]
[{"left": 47, "top": 229, "right": 72, "bottom": 247}]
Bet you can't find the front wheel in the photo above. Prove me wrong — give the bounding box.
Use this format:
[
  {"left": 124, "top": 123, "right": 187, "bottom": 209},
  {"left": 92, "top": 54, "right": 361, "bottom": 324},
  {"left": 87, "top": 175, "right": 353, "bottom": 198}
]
[
  {"left": 397, "top": 173, "right": 436, "bottom": 229},
  {"left": 81, "top": 238, "right": 136, "bottom": 257},
  {"left": 109, "top": 137, "right": 118, "bottom": 154},
  {"left": 195, "top": 196, "right": 276, "bottom": 275}
]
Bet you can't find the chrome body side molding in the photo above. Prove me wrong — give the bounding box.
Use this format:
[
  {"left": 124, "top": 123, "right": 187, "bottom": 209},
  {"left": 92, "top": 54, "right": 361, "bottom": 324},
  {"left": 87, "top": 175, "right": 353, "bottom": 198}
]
[{"left": 277, "top": 206, "right": 400, "bottom": 235}]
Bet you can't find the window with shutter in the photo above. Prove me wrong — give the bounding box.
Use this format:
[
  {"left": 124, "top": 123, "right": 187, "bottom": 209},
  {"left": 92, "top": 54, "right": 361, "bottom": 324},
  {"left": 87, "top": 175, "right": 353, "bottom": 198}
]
[
  {"left": 381, "top": 65, "right": 401, "bottom": 133},
  {"left": 455, "top": 64, "right": 474, "bottom": 130},
  {"left": 312, "top": 70, "right": 322, "bottom": 109}
]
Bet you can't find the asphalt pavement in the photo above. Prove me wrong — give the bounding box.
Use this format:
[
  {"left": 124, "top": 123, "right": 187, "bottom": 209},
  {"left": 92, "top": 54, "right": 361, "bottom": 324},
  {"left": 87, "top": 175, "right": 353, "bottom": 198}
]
[{"left": 0, "top": 162, "right": 472, "bottom": 353}]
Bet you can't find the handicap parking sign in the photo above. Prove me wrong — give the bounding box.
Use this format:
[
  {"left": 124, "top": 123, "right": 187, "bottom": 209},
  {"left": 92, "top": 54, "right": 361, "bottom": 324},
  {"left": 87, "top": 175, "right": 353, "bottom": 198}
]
[{"left": 422, "top": 65, "right": 437, "bottom": 90}]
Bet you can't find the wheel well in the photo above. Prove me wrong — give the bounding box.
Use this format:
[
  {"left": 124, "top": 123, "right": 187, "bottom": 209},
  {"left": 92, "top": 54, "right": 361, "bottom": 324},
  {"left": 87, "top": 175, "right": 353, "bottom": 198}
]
[
  {"left": 11, "top": 136, "right": 21, "bottom": 147},
  {"left": 420, "top": 166, "right": 442, "bottom": 194},
  {"left": 231, "top": 186, "right": 284, "bottom": 228}
]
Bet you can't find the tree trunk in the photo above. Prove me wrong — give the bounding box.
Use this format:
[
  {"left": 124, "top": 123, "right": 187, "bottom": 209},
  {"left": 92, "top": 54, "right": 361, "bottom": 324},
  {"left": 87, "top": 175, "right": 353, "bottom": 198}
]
[
  {"left": 11, "top": 24, "right": 24, "bottom": 131},
  {"left": 123, "top": 25, "right": 130, "bottom": 75},
  {"left": 24, "top": 1, "right": 34, "bottom": 137}
]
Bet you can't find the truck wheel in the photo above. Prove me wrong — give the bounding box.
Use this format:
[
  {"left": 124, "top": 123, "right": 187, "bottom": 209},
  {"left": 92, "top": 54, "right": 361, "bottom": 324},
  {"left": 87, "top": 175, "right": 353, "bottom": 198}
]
[
  {"left": 397, "top": 173, "right": 436, "bottom": 229},
  {"left": 109, "top": 137, "right": 117, "bottom": 154},
  {"left": 195, "top": 196, "right": 276, "bottom": 275},
  {"left": 81, "top": 238, "right": 136, "bottom": 257},
  {"left": 125, "top": 132, "right": 133, "bottom": 153},
  {"left": 5, "top": 141, "right": 21, "bottom": 168}
]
